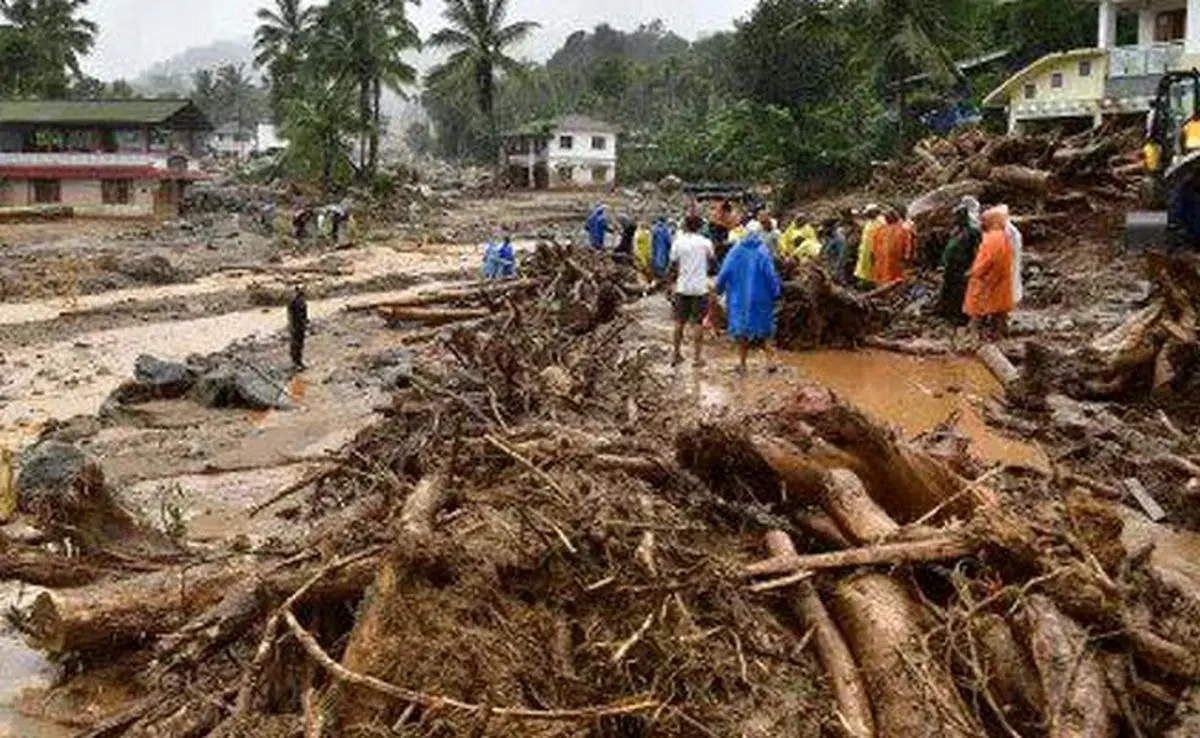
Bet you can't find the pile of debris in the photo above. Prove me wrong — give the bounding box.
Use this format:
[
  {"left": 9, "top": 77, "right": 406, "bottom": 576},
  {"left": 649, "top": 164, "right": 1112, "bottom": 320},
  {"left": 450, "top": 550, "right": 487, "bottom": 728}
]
[
  {"left": 875, "top": 125, "right": 1143, "bottom": 252},
  {"left": 775, "top": 262, "right": 890, "bottom": 350},
  {"left": 4, "top": 247, "right": 1199, "bottom": 738}
]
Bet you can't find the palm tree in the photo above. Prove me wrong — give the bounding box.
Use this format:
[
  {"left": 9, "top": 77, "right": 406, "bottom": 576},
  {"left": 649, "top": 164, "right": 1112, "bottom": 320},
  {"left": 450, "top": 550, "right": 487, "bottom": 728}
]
[
  {"left": 310, "top": 0, "right": 420, "bottom": 179},
  {"left": 0, "top": 0, "right": 98, "bottom": 98},
  {"left": 216, "top": 64, "right": 257, "bottom": 135},
  {"left": 427, "top": 0, "right": 540, "bottom": 164},
  {"left": 280, "top": 77, "right": 360, "bottom": 195},
  {"left": 858, "top": 0, "right": 970, "bottom": 147},
  {"left": 254, "top": 0, "right": 316, "bottom": 122}
]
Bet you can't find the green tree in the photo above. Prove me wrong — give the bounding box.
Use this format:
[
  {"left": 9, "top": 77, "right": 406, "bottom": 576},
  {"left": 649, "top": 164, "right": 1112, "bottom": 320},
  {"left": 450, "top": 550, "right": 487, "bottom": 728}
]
[
  {"left": 427, "top": 0, "right": 540, "bottom": 164},
  {"left": 0, "top": 0, "right": 98, "bottom": 97},
  {"left": 254, "top": 0, "right": 316, "bottom": 123},
  {"left": 280, "top": 76, "right": 360, "bottom": 195},
  {"left": 108, "top": 79, "right": 133, "bottom": 98}
]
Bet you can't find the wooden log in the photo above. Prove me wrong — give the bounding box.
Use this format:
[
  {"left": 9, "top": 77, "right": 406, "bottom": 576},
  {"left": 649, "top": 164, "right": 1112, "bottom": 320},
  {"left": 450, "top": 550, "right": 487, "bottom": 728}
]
[
  {"left": 971, "top": 614, "right": 1045, "bottom": 731},
  {"left": 346, "top": 279, "right": 538, "bottom": 313},
  {"left": 823, "top": 468, "right": 900, "bottom": 544},
  {"left": 977, "top": 343, "right": 1019, "bottom": 386},
  {"left": 380, "top": 306, "right": 492, "bottom": 327},
  {"left": 989, "top": 165, "right": 1053, "bottom": 194},
  {"left": 25, "top": 556, "right": 262, "bottom": 655},
  {"left": 0, "top": 540, "right": 117, "bottom": 587},
  {"left": 793, "top": 512, "right": 853, "bottom": 549},
  {"left": 780, "top": 386, "right": 995, "bottom": 522},
  {"left": 332, "top": 473, "right": 452, "bottom": 729},
  {"left": 764, "top": 532, "right": 874, "bottom": 738},
  {"left": 1021, "top": 595, "right": 1117, "bottom": 738},
  {"left": 744, "top": 534, "right": 976, "bottom": 579},
  {"left": 832, "top": 572, "right": 979, "bottom": 738}
]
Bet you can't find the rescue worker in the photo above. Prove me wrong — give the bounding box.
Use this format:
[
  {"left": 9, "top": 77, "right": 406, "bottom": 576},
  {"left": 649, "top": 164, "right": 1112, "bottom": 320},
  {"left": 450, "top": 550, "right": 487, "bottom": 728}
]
[
  {"left": 614, "top": 215, "right": 637, "bottom": 265},
  {"left": 780, "top": 216, "right": 805, "bottom": 258},
  {"left": 651, "top": 217, "right": 672, "bottom": 279},
  {"left": 854, "top": 204, "right": 884, "bottom": 287},
  {"left": 1000, "top": 205, "right": 1024, "bottom": 307},
  {"left": 964, "top": 207, "right": 1016, "bottom": 340},
  {"left": 717, "top": 229, "right": 782, "bottom": 375},
  {"left": 820, "top": 218, "right": 848, "bottom": 278},
  {"left": 634, "top": 222, "right": 653, "bottom": 276},
  {"left": 793, "top": 221, "right": 822, "bottom": 262},
  {"left": 938, "top": 196, "right": 982, "bottom": 326},
  {"left": 287, "top": 285, "right": 308, "bottom": 371},
  {"left": 586, "top": 204, "right": 609, "bottom": 250}
]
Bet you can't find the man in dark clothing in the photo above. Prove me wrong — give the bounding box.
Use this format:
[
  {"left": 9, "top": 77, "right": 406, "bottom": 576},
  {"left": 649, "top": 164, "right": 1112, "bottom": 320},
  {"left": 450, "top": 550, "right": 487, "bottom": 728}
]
[
  {"left": 614, "top": 215, "right": 637, "bottom": 265},
  {"left": 288, "top": 286, "right": 308, "bottom": 371},
  {"left": 292, "top": 208, "right": 313, "bottom": 240}
]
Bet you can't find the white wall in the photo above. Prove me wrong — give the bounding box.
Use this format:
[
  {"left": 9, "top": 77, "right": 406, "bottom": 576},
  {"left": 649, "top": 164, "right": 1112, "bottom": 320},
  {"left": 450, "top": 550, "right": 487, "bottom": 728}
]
[{"left": 546, "top": 127, "right": 617, "bottom": 188}]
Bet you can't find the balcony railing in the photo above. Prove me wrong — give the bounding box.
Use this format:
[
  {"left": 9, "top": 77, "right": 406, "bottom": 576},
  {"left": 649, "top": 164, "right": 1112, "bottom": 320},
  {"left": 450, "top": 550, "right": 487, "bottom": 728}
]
[
  {"left": 0, "top": 152, "right": 199, "bottom": 171},
  {"left": 1109, "top": 42, "right": 1185, "bottom": 77}
]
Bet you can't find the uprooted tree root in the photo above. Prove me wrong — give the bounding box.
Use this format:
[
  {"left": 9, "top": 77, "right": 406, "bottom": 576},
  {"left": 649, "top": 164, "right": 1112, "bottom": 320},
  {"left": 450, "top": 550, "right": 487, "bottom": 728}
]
[{"left": 10, "top": 246, "right": 1200, "bottom": 738}]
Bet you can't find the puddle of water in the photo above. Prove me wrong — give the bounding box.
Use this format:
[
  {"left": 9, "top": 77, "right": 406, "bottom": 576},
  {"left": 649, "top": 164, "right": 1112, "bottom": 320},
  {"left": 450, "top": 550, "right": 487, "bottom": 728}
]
[
  {"left": 0, "top": 582, "right": 73, "bottom": 738},
  {"left": 691, "top": 347, "right": 1048, "bottom": 470}
]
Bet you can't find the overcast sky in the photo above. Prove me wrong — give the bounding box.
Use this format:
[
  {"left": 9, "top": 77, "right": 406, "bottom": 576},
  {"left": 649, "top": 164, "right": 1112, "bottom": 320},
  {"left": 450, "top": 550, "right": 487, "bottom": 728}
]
[{"left": 81, "top": 0, "right": 758, "bottom": 81}]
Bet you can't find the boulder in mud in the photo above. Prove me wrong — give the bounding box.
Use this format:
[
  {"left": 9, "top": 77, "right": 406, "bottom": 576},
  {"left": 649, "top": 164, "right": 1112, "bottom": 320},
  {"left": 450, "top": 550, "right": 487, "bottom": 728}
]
[
  {"left": 103, "top": 354, "right": 197, "bottom": 406},
  {"left": 190, "top": 367, "right": 292, "bottom": 410},
  {"left": 115, "top": 254, "right": 180, "bottom": 285}
]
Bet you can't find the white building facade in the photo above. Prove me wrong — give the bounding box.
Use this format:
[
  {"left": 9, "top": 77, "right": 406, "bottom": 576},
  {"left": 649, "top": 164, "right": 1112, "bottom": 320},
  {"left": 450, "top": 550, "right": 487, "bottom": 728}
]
[
  {"left": 504, "top": 115, "right": 619, "bottom": 189},
  {"left": 986, "top": 0, "right": 1200, "bottom": 133}
]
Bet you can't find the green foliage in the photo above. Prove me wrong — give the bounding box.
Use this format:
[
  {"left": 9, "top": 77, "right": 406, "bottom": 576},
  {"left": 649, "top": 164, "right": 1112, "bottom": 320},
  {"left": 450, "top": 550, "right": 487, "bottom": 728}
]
[
  {"left": 189, "top": 64, "right": 270, "bottom": 132},
  {"left": 0, "top": 0, "right": 97, "bottom": 98},
  {"left": 252, "top": 0, "right": 422, "bottom": 189}
]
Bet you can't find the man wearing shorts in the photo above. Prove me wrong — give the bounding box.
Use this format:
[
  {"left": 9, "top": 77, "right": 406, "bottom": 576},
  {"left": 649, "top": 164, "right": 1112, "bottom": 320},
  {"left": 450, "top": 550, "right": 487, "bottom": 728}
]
[{"left": 669, "top": 214, "right": 716, "bottom": 368}]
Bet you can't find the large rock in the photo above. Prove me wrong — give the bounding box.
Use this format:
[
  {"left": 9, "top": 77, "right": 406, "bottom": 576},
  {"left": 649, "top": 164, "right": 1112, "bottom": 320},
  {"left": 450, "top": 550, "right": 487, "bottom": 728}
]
[
  {"left": 16, "top": 441, "right": 104, "bottom": 512},
  {"left": 104, "top": 355, "right": 197, "bottom": 406},
  {"left": 190, "top": 367, "right": 292, "bottom": 410}
]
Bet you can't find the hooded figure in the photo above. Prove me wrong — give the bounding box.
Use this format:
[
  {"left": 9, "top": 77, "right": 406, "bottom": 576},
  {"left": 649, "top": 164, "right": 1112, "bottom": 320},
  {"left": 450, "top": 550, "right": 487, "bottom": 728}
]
[
  {"left": 651, "top": 218, "right": 672, "bottom": 277},
  {"left": 497, "top": 235, "right": 516, "bottom": 278},
  {"left": 998, "top": 205, "right": 1024, "bottom": 306},
  {"left": 717, "top": 231, "right": 782, "bottom": 342},
  {"left": 855, "top": 205, "right": 883, "bottom": 285},
  {"left": 938, "top": 196, "right": 983, "bottom": 325},
  {"left": 964, "top": 207, "right": 1016, "bottom": 320},
  {"left": 586, "top": 204, "right": 608, "bottom": 249}
]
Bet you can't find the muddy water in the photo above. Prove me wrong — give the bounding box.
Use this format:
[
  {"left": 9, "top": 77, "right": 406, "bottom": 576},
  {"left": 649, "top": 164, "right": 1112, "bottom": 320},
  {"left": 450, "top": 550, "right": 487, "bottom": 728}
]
[
  {"left": 694, "top": 347, "right": 1048, "bottom": 470},
  {"left": 0, "top": 243, "right": 481, "bottom": 326},
  {"left": 0, "top": 585, "right": 72, "bottom": 738}
]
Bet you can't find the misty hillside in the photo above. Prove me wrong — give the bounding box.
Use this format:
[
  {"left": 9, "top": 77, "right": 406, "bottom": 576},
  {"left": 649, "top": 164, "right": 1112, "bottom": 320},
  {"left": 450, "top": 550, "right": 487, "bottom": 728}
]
[{"left": 131, "top": 37, "right": 430, "bottom": 130}]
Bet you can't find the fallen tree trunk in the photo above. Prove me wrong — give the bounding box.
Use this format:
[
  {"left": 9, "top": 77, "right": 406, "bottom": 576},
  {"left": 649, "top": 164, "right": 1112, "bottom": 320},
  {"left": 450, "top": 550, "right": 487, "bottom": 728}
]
[
  {"left": 347, "top": 279, "right": 538, "bottom": 313},
  {"left": 833, "top": 572, "right": 980, "bottom": 737},
  {"left": 764, "top": 531, "right": 874, "bottom": 738},
  {"left": 778, "top": 386, "right": 995, "bottom": 521},
  {"left": 331, "top": 473, "right": 451, "bottom": 729},
  {"left": 0, "top": 540, "right": 119, "bottom": 587},
  {"left": 977, "top": 343, "right": 1019, "bottom": 386},
  {"left": 989, "top": 164, "right": 1053, "bottom": 193},
  {"left": 822, "top": 468, "right": 900, "bottom": 543},
  {"left": 380, "top": 306, "right": 493, "bottom": 328},
  {"left": 25, "top": 556, "right": 263, "bottom": 655},
  {"left": 1021, "top": 595, "right": 1118, "bottom": 738}
]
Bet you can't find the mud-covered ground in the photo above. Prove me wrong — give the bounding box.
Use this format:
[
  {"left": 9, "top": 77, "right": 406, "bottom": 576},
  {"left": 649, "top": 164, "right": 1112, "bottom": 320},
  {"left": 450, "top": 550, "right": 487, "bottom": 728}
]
[{"left": 2, "top": 187, "right": 1198, "bottom": 736}]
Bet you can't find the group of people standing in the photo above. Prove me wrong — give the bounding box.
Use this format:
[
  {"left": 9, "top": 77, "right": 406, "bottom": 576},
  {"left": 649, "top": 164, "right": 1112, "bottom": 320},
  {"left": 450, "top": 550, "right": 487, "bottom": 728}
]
[{"left": 935, "top": 196, "right": 1024, "bottom": 337}]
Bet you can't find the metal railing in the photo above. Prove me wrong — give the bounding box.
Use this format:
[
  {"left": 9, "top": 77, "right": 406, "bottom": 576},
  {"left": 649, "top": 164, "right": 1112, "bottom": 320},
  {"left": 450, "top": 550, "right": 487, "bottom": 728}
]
[
  {"left": 0, "top": 152, "right": 199, "bottom": 170},
  {"left": 1108, "top": 42, "right": 1185, "bottom": 77}
]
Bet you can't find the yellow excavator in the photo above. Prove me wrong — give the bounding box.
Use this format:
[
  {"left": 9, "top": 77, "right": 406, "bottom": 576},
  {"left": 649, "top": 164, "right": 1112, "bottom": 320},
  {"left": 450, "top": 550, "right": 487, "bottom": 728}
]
[{"left": 1126, "top": 70, "right": 1200, "bottom": 251}]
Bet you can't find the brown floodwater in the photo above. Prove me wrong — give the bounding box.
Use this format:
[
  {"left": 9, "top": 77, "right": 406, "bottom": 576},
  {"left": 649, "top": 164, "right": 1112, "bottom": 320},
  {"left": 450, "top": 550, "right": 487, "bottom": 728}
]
[{"left": 689, "top": 346, "right": 1049, "bottom": 471}]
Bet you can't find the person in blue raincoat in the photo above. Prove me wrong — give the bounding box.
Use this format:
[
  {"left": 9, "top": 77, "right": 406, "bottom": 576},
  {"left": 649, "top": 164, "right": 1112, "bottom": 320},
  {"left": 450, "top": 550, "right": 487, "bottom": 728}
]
[
  {"left": 651, "top": 217, "right": 672, "bottom": 279},
  {"left": 497, "top": 234, "right": 516, "bottom": 278},
  {"left": 481, "top": 237, "right": 503, "bottom": 279},
  {"left": 585, "top": 204, "right": 609, "bottom": 250},
  {"left": 716, "top": 230, "right": 782, "bottom": 374}
]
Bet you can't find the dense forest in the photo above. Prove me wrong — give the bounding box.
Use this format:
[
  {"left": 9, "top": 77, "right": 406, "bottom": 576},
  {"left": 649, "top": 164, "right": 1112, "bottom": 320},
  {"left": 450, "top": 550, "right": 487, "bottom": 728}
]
[
  {"left": 1, "top": 0, "right": 1109, "bottom": 193},
  {"left": 422, "top": 0, "right": 1101, "bottom": 188}
]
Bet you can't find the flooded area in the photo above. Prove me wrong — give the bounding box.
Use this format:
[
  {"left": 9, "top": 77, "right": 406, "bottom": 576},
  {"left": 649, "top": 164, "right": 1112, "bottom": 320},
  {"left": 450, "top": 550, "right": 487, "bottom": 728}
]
[{"left": 0, "top": 586, "right": 72, "bottom": 738}]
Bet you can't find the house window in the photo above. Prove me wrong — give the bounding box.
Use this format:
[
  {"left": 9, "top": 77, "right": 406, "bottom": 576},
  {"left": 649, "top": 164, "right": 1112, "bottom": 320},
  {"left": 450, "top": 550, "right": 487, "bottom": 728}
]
[
  {"left": 555, "top": 164, "right": 574, "bottom": 182},
  {"left": 1050, "top": 73, "right": 1064, "bottom": 89},
  {"left": 1078, "top": 60, "right": 1092, "bottom": 78},
  {"left": 558, "top": 135, "right": 573, "bottom": 150},
  {"left": 31, "top": 179, "right": 60, "bottom": 204},
  {"left": 591, "top": 166, "right": 609, "bottom": 183},
  {"left": 1024, "top": 83, "right": 1037, "bottom": 100},
  {"left": 102, "top": 179, "right": 132, "bottom": 205},
  {"left": 1156, "top": 9, "right": 1186, "bottom": 42},
  {"left": 591, "top": 136, "right": 607, "bottom": 150}
]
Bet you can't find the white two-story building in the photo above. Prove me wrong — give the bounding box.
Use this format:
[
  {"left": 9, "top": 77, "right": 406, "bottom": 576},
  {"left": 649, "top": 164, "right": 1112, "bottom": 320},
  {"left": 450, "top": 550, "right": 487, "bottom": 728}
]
[
  {"left": 503, "top": 114, "right": 619, "bottom": 189},
  {"left": 985, "top": 0, "right": 1200, "bottom": 133}
]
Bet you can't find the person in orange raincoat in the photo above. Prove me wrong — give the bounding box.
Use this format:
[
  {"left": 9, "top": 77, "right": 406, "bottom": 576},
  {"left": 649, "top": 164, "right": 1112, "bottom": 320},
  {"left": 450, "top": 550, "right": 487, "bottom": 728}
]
[
  {"left": 963, "top": 207, "right": 1016, "bottom": 338},
  {"left": 871, "top": 209, "right": 909, "bottom": 285}
]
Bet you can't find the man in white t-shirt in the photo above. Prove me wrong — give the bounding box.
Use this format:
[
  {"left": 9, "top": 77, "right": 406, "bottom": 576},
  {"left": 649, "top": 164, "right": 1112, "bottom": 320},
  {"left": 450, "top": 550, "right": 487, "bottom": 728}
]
[{"left": 669, "top": 214, "right": 716, "bottom": 368}]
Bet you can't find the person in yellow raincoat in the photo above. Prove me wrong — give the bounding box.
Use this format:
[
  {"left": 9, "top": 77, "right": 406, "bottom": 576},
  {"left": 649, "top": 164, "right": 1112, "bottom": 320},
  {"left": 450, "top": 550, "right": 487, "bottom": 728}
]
[
  {"left": 780, "top": 216, "right": 804, "bottom": 257},
  {"left": 634, "top": 224, "right": 653, "bottom": 276},
  {"left": 793, "top": 222, "right": 822, "bottom": 262},
  {"left": 854, "top": 204, "right": 883, "bottom": 286}
]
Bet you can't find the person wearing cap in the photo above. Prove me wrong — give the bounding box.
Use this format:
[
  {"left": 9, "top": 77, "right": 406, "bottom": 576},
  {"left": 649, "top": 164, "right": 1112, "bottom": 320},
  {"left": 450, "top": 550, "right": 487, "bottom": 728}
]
[
  {"left": 854, "top": 204, "right": 884, "bottom": 287},
  {"left": 964, "top": 207, "right": 1016, "bottom": 338}
]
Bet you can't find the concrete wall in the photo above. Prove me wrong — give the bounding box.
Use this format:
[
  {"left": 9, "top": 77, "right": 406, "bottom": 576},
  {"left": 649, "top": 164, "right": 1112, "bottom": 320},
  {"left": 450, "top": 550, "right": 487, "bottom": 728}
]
[
  {"left": 0, "top": 177, "right": 157, "bottom": 216},
  {"left": 546, "top": 127, "right": 617, "bottom": 188},
  {"left": 1018, "top": 55, "right": 1108, "bottom": 106}
]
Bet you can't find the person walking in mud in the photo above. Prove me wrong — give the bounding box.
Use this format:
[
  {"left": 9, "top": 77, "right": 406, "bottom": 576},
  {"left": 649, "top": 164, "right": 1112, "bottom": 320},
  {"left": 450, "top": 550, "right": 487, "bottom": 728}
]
[{"left": 288, "top": 285, "right": 309, "bottom": 371}]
